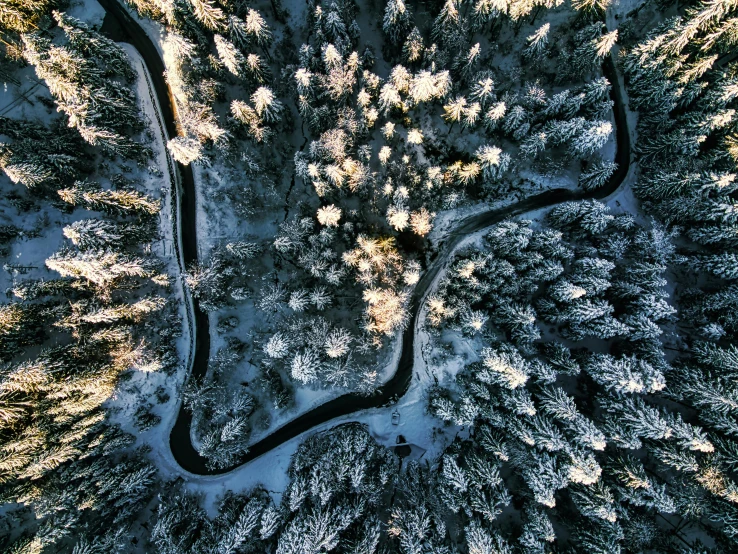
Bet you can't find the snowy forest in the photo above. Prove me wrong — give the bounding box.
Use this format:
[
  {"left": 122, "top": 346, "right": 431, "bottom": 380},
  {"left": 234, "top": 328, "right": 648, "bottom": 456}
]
[{"left": 1, "top": 0, "right": 738, "bottom": 551}]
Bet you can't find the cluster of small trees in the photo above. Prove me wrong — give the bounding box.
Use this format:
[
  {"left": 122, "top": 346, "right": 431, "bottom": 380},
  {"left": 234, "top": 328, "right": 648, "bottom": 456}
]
[
  {"left": 152, "top": 484, "right": 278, "bottom": 553},
  {"left": 124, "top": 0, "right": 283, "bottom": 165},
  {"left": 0, "top": 116, "right": 91, "bottom": 198},
  {"left": 138, "top": 0, "right": 622, "bottom": 410},
  {"left": 184, "top": 340, "right": 257, "bottom": 469},
  {"left": 185, "top": 239, "right": 262, "bottom": 311},
  {"left": 282, "top": 0, "right": 623, "bottom": 361},
  {"left": 262, "top": 316, "right": 371, "bottom": 392},
  {"left": 150, "top": 423, "right": 398, "bottom": 553}
]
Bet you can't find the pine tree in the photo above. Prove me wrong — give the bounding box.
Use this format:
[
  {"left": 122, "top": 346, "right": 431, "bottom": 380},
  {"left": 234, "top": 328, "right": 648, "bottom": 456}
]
[
  {"left": 63, "top": 219, "right": 149, "bottom": 251},
  {"left": 691, "top": 253, "right": 738, "bottom": 280},
  {"left": 227, "top": 15, "right": 250, "bottom": 49},
  {"left": 289, "top": 289, "right": 310, "bottom": 312},
  {"left": 214, "top": 34, "right": 244, "bottom": 76},
  {"left": 572, "top": 0, "right": 612, "bottom": 13},
  {"left": 317, "top": 205, "right": 342, "bottom": 227},
  {"left": 470, "top": 75, "right": 496, "bottom": 108},
  {"left": 58, "top": 180, "right": 160, "bottom": 215},
  {"left": 571, "top": 25, "right": 617, "bottom": 76},
  {"left": 189, "top": 0, "right": 226, "bottom": 32},
  {"left": 383, "top": 0, "right": 413, "bottom": 47},
  {"left": 251, "top": 87, "right": 284, "bottom": 123},
  {"left": 244, "top": 8, "right": 272, "bottom": 47},
  {"left": 53, "top": 11, "right": 135, "bottom": 81},
  {"left": 475, "top": 145, "right": 504, "bottom": 181},
  {"left": 0, "top": 0, "right": 53, "bottom": 32},
  {"left": 524, "top": 23, "right": 550, "bottom": 60},
  {"left": 456, "top": 43, "right": 482, "bottom": 83},
  {"left": 479, "top": 345, "right": 529, "bottom": 389},
  {"left": 46, "top": 249, "right": 157, "bottom": 287},
  {"left": 470, "top": 0, "right": 508, "bottom": 31},
  {"left": 584, "top": 353, "right": 665, "bottom": 394},
  {"left": 432, "top": 0, "right": 462, "bottom": 44},
  {"left": 264, "top": 332, "right": 290, "bottom": 359},
  {"left": 570, "top": 120, "right": 613, "bottom": 157},
  {"left": 403, "top": 27, "right": 424, "bottom": 63},
  {"left": 409, "top": 70, "right": 452, "bottom": 104},
  {"left": 168, "top": 136, "right": 207, "bottom": 165},
  {"left": 290, "top": 349, "right": 321, "bottom": 383},
  {"left": 2, "top": 161, "right": 54, "bottom": 189},
  {"left": 579, "top": 160, "right": 617, "bottom": 191},
  {"left": 466, "top": 522, "right": 513, "bottom": 554}
]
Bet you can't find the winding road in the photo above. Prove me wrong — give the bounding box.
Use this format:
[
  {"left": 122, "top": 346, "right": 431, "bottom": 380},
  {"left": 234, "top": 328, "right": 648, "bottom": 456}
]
[{"left": 99, "top": 0, "right": 632, "bottom": 475}]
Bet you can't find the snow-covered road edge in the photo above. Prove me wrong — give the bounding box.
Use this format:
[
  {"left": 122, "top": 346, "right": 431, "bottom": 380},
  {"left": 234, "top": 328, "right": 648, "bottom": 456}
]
[{"left": 119, "top": 43, "right": 196, "bottom": 471}]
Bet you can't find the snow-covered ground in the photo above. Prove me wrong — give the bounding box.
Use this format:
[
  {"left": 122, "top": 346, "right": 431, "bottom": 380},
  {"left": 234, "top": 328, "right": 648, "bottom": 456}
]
[{"left": 104, "top": 44, "right": 193, "bottom": 452}]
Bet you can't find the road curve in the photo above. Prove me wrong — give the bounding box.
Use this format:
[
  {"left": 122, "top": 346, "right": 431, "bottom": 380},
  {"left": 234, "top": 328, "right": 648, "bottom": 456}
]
[{"left": 99, "top": 0, "right": 631, "bottom": 475}]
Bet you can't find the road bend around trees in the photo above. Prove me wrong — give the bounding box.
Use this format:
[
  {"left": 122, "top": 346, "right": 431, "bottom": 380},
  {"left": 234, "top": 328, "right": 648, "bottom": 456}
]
[{"left": 100, "top": 0, "right": 631, "bottom": 475}]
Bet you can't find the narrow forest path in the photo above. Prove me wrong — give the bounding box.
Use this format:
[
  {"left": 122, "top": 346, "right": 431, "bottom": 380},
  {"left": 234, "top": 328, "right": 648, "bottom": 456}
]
[{"left": 99, "top": 0, "right": 633, "bottom": 476}]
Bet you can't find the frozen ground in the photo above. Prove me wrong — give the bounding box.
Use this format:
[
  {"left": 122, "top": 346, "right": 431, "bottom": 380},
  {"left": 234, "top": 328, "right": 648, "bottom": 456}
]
[
  {"left": 103, "top": 44, "right": 193, "bottom": 453},
  {"left": 67, "top": 0, "right": 106, "bottom": 26}
]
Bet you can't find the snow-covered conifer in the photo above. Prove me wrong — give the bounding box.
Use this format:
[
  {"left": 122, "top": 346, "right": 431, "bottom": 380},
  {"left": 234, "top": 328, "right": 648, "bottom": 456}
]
[
  {"left": 403, "top": 27, "right": 424, "bottom": 63},
  {"left": 63, "top": 219, "right": 127, "bottom": 250},
  {"left": 383, "top": 0, "right": 413, "bottom": 46},
  {"left": 479, "top": 345, "right": 529, "bottom": 389},
  {"left": 289, "top": 289, "right": 310, "bottom": 312},
  {"left": 214, "top": 34, "right": 244, "bottom": 76},
  {"left": 226, "top": 241, "right": 261, "bottom": 260},
  {"left": 168, "top": 136, "right": 206, "bottom": 166},
  {"left": 387, "top": 205, "right": 410, "bottom": 231},
  {"left": 484, "top": 101, "right": 507, "bottom": 131},
  {"left": 579, "top": 160, "right": 617, "bottom": 190},
  {"left": 524, "top": 23, "right": 550, "bottom": 59},
  {"left": 325, "top": 328, "right": 352, "bottom": 358},
  {"left": 46, "top": 249, "right": 156, "bottom": 287},
  {"left": 409, "top": 70, "right": 451, "bottom": 104},
  {"left": 251, "top": 87, "right": 284, "bottom": 122},
  {"left": 470, "top": 76, "right": 496, "bottom": 108},
  {"left": 291, "top": 349, "right": 320, "bottom": 383},
  {"left": 244, "top": 8, "right": 272, "bottom": 46},
  {"left": 572, "top": 0, "right": 612, "bottom": 11},
  {"left": 189, "top": 0, "right": 226, "bottom": 31},
  {"left": 475, "top": 144, "right": 503, "bottom": 181},
  {"left": 310, "top": 287, "right": 332, "bottom": 310},
  {"left": 317, "top": 205, "right": 342, "bottom": 227},
  {"left": 410, "top": 208, "right": 434, "bottom": 236},
  {"left": 466, "top": 523, "right": 512, "bottom": 554},
  {"left": 570, "top": 120, "right": 612, "bottom": 157},
  {"left": 265, "top": 332, "right": 290, "bottom": 359}
]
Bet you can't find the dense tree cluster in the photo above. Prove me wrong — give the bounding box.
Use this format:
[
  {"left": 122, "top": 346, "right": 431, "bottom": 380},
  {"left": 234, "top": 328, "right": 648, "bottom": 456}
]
[
  {"left": 622, "top": 0, "right": 738, "bottom": 343},
  {"left": 126, "top": 0, "right": 624, "bottom": 426},
  {"left": 184, "top": 340, "right": 257, "bottom": 469},
  {"left": 1, "top": 8, "right": 178, "bottom": 552},
  {"left": 22, "top": 12, "right": 148, "bottom": 159},
  {"left": 185, "top": 239, "right": 262, "bottom": 311},
  {"left": 425, "top": 201, "right": 738, "bottom": 550},
  {"left": 150, "top": 423, "right": 397, "bottom": 553}
]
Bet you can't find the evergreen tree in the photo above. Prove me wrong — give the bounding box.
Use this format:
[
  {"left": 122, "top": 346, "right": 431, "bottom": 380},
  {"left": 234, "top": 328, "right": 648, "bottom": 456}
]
[{"left": 383, "top": 0, "right": 413, "bottom": 47}]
